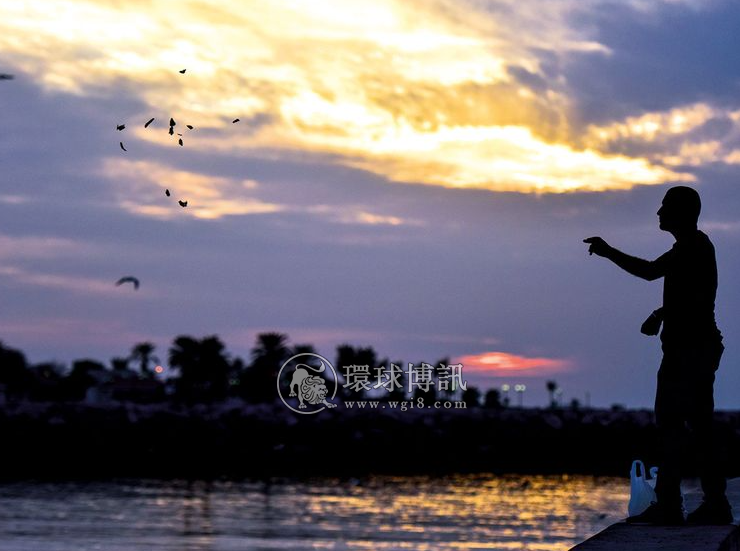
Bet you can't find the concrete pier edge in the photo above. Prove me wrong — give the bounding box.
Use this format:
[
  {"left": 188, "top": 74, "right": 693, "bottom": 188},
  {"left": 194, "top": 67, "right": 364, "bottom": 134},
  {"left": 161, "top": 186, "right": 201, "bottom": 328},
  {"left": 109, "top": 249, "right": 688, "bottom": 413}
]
[{"left": 570, "top": 478, "right": 740, "bottom": 551}]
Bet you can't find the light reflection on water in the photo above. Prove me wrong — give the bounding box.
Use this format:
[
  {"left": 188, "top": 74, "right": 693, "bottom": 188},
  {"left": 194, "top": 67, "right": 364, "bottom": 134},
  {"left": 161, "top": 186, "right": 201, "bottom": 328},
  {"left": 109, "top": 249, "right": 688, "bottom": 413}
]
[{"left": 0, "top": 475, "right": 628, "bottom": 551}]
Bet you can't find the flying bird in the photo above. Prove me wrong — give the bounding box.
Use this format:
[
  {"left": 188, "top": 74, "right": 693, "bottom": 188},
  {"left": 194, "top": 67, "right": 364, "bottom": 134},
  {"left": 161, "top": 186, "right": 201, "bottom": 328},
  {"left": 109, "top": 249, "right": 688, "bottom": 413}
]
[
  {"left": 168, "top": 127, "right": 174, "bottom": 136},
  {"left": 119, "top": 141, "right": 127, "bottom": 151},
  {"left": 186, "top": 125, "right": 193, "bottom": 130},
  {"left": 144, "top": 117, "right": 155, "bottom": 128},
  {"left": 115, "top": 276, "right": 140, "bottom": 290},
  {"left": 169, "top": 117, "right": 176, "bottom": 127},
  {"left": 116, "top": 124, "right": 125, "bottom": 131},
  {"left": 178, "top": 200, "right": 188, "bottom": 207},
  {"left": 232, "top": 118, "right": 240, "bottom": 123},
  {"left": 165, "top": 189, "right": 170, "bottom": 197},
  {"left": 179, "top": 69, "right": 186, "bottom": 74},
  {"left": 0, "top": 74, "right": 14, "bottom": 80},
  {"left": 178, "top": 138, "right": 183, "bottom": 146}
]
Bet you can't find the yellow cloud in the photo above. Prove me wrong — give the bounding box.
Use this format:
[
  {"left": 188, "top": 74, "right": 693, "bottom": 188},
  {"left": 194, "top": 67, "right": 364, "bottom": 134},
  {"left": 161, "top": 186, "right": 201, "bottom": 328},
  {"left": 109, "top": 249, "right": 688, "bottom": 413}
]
[
  {"left": 587, "top": 102, "right": 740, "bottom": 168},
  {"left": 0, "top": 0, "right": 692, "bottom": 192},
  {"left": 724, "top": 150, "right": 740, "bottom": 165},
  {"left": 586, "top": 103, "right": 716, "bottom": 143},
  {"left": 292, "top": 122, "right": 692, "bottom": 192},
  {"left": 100, "top": 159, "right": 283, "bottom": 219},
  {"left": 663, "top": 141, "right": 722, "bottom": 167}
]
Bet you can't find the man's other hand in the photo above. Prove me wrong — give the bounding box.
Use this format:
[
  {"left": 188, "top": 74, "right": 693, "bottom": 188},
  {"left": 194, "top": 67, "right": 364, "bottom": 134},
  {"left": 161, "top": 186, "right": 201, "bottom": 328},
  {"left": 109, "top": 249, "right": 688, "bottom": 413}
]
[{"left": 640, "top": 312, "right": 662, "bottom": 336}]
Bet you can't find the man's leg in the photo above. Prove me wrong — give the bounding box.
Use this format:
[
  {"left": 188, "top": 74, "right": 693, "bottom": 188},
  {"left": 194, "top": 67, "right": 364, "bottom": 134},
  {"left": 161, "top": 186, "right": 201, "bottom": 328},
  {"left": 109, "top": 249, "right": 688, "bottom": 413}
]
[
  {"left": 689, "top": 369, "right": 725, "bottom": 502},
  {"left": 627, "top": 353, "right": 685, "bottom": 524},
  {"left": 653, "top": 355, "right": 685, "bottom": 511},
  {"left": 686, "top": 340, "right": 732, "bottom": 524}
]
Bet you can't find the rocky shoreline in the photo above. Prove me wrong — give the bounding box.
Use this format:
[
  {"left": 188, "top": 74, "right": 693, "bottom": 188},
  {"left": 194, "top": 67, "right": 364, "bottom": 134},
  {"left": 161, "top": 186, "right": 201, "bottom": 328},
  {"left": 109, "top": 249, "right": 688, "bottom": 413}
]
[{"left": 2, "top": 400, "right": 739, "bottom": 480}]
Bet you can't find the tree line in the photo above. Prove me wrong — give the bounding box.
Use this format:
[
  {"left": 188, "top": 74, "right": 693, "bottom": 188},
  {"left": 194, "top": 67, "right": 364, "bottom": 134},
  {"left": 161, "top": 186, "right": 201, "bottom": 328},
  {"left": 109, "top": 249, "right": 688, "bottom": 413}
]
[{"left": 0, "top": 333, "right": 508, "bottom": 406}]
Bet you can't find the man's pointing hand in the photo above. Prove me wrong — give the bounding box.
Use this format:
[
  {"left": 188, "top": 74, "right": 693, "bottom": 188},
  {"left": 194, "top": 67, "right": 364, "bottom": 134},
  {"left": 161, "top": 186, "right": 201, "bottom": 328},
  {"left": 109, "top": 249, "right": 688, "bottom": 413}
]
[{"left": 583, "top": 236, "right": 611, "bottom": 257}]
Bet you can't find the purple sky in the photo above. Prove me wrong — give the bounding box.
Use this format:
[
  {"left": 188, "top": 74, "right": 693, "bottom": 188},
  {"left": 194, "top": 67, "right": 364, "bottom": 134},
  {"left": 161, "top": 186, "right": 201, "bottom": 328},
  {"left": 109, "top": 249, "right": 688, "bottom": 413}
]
[{"left": 2, "top": 0, "right": 740, "bottom": 408}]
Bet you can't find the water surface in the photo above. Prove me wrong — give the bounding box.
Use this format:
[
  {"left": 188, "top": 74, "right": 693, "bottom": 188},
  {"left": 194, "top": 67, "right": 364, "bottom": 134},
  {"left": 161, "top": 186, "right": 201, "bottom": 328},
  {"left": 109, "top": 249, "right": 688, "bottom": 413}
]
[{"left": 0, "top": 475, "right": 629, "bottom": 551}]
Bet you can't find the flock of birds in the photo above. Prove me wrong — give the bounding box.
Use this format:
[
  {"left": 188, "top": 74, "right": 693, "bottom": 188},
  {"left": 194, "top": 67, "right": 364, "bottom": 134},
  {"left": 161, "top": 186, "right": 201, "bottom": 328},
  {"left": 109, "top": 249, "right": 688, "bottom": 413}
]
[
  {"left": 117, "top": 115, "right": 194, "bottom": 154},
  {"left": 1, "top": 68, "right": 242, "bottom": 292},
  {"left": 116, "top": 69, "right": 242, "bottom": 219},
  {"left": 112, "top": 68, "right": 245, "bottom": 290}
]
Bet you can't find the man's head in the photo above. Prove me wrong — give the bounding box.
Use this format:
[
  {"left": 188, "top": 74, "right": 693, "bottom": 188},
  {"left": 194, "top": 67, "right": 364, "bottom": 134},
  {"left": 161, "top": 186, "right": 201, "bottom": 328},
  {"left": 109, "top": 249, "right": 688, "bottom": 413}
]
[{"left": 657, "top": 186, "right": 701, "bottom": 233}]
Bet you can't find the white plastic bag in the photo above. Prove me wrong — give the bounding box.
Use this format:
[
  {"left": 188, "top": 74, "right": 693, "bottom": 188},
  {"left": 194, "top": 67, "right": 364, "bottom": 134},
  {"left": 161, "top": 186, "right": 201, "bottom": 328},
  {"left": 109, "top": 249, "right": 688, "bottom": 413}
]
[
  {"left": 647, "top": 467, "right": 658, "bottom": 490},
  {"left": 628, "top": 460, "right": 658, "bottom": 517}
]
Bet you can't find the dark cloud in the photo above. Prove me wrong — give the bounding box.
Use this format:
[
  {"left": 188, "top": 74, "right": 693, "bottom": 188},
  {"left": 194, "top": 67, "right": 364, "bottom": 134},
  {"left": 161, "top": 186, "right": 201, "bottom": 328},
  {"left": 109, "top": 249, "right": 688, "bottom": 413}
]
[
  {"left": 687, "top": 116, "right": 737, "bottom": 142},
  {"left": 566, "top": 2, "right": 740, "bottom": 126},
  {"left": 505, "top": 65, "right": 550, "bottom": 93}
]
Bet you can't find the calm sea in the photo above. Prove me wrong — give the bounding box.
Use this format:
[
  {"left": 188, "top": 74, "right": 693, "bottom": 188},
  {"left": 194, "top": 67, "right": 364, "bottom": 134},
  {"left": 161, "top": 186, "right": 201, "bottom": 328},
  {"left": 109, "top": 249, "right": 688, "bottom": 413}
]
[{"left": 0, "top": 475, "right": 629, "bottom": 551}]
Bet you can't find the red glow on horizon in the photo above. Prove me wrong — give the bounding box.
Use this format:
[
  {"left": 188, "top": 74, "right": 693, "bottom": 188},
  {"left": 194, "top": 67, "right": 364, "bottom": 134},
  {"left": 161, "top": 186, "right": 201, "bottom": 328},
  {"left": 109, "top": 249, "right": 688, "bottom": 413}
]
[{"left": 455, "top": 351, "right": 572, "bottom": 377}]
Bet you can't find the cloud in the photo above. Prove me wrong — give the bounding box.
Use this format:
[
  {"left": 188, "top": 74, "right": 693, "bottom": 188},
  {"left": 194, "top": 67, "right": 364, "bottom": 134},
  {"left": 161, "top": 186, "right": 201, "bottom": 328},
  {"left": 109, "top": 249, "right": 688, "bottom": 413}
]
[
  {"left": 0, "top": 233, "right": 99, "bottom": 260},
  {"left": 455, "top": 350, "right": 573, "bottom": 377},
  {"left": 0, "top": 0, "right": 697, "bottom": 193},
  {"left": 305, "top": 204, "right": 420, "bottom": 227},
  {"left": 100, "top": 159, "right": 284, "bottom": 219},
  {"left": 0, "top": 265, "right": 145, "bottom": 296},
  {"left": 700, "top": 220, "right": 740, "bottom": 233},
  {"left": 0, "top": 317, "right": 158, "bottom": 360},
  {"left": 0, "top": 195, "right": 30, "bottom": 205},
  {"left": 563, "top": 0, "right": 740, "bottom": 125},
  {"left": 585, "top": 102, "right": 740, "bottom": 168},
  {"left": 100, "top": 159, "right": 430, "bottom": 225},
  {"left": 586, "top": 103, "right": 717, "bottom": 143}
]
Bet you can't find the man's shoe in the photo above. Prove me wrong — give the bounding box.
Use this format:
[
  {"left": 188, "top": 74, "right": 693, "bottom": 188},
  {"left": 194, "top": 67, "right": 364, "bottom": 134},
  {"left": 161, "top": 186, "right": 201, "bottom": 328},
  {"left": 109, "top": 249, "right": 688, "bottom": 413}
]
[
  {"left": 626, "top": 502, "right": 685, "bottom": 526},
  {"left": 686, "top": 500, "right": 734, "bottom": 525}
]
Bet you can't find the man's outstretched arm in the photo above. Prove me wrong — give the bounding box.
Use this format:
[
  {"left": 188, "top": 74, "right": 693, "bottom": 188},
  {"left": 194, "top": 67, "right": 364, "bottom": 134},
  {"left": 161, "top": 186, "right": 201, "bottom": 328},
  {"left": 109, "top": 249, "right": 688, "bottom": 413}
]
[{"left": 583, "top": 237, "right": 666, "bottom": 281}]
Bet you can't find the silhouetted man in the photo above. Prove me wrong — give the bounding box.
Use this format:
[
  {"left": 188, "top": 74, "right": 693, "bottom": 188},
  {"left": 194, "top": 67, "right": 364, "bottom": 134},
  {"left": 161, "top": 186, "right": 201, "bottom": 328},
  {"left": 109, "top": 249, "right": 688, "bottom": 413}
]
[{"left": 584, "top": 186, "right": 732, "bottom": 525}]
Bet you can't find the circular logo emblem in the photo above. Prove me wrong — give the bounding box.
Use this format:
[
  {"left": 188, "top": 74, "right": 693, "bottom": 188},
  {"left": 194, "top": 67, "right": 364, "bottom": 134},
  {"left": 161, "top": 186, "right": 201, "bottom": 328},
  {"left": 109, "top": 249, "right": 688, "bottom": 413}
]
[{"left": 277, "top": 353, "right": 338, "bottom": 414}]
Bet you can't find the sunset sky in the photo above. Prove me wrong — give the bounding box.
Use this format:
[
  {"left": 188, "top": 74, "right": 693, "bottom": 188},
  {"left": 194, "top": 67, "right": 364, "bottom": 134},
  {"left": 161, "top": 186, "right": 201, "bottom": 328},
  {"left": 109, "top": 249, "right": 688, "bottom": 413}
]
[{"left": 2, "top": 0, "right": 740, "bottom": 407}]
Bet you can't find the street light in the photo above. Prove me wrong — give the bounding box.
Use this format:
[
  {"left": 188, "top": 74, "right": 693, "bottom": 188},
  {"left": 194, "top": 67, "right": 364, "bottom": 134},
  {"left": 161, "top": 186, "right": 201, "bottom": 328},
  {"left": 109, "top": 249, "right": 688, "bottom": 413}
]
[
  {"left": 514, "top": 384, "right": 526, "bottom": 407},
  {"left": 501, "top": 384, "right": 510, "bottom": 406}
]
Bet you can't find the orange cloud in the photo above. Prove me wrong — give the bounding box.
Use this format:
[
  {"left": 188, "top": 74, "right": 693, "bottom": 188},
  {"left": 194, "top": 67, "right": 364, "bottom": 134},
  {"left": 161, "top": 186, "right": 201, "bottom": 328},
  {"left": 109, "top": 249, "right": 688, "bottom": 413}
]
[
  {"left": 0, "top": 0, "right": 693, "bottom": 193},
  {"left": 455, "top": 351, "right": 572, "bottom": 377}
]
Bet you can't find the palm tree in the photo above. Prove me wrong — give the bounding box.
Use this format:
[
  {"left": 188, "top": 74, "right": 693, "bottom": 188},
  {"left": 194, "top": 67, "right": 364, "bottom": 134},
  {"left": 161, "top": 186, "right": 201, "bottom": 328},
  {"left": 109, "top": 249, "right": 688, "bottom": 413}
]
[
  {"left": 252, "top": 332, "right": 290, "bottom": 363},
  {"left": 169, "top": 335, "right": 201, "bottom": 401},
  {"left": 199, "top": 335, "right": 231, "bottom": 400},
  {"left": 462, "top": 386, "right": 481, "bottom": 407},
  {"left": 484, "top": 388, "right": 502, "bottom": 409},
  {"left": 243, "top": 332, "right": 290, "bottom": 403},
  {"left": 0, "top": 341, "right": 32, "bottom": 399},
  {"left": 335, "top": 344, "right": 378, "bottom": 400},
  {"left": 168, "top": 335, "right": 232, "bottom": 403},
  {"left": 130, "top": 342, "right": 159, "bottom": 377},
  {"left": 64, "top": 359, "right": 108, "bottom": 401},
  {"left": 291, "top": 343, "right": 316, "bottom": 357}
]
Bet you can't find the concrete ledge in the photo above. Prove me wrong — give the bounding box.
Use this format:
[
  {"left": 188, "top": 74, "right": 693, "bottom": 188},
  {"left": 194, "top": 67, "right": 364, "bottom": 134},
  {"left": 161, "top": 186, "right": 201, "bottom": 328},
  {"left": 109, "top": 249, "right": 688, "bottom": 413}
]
[
  {"left": 570, "top": 522, "right": 740, "bottom": 551},
  {"left": 571, "top": 478, "right": 740, "bottom": 550}
]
